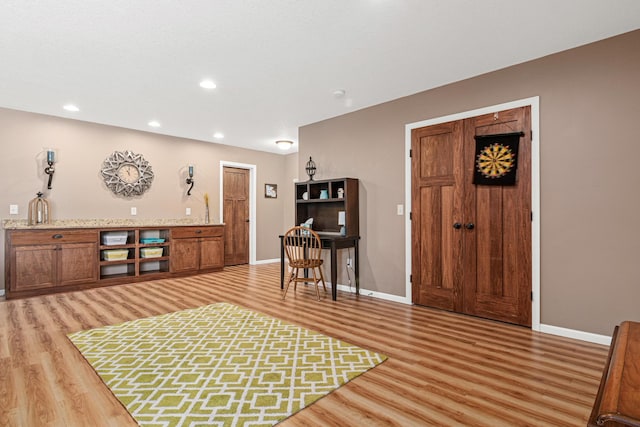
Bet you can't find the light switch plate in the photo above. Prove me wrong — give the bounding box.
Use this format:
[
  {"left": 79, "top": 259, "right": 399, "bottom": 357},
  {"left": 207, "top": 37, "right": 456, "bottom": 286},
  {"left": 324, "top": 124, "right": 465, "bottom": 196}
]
[
  {"left": 9, "top": 204, "right": 18, "bottom": 215},
  {"left": 186, "top": 207, "right": 191, "bottom": 216},
  {"left": 131, "top": 207, "right": 137, "bottom": 216},
  {"left": 397, "top": 204, "right": 404, "bottom": 215}
]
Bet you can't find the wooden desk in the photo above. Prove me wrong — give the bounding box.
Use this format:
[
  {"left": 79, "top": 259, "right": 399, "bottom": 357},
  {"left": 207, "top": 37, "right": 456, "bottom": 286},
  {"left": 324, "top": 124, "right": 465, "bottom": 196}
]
[{"left": 279, "top": 234, "right": 360, "bottom": 301}]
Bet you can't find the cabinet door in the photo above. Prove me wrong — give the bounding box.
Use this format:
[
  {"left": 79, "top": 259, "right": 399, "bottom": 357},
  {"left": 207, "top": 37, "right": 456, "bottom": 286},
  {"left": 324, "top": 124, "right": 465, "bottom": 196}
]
[
  {"left": 12, "top": 245, "right": 57, "bottom": 291},
  {"left": 171, "top": 238, "right": 199, "bottom": 272},
  {"left": 58, "top": 243, "right": 98, "bottom": 286},
  {"left": 200, "top": 237, "right": 224, "bottom": 270}
]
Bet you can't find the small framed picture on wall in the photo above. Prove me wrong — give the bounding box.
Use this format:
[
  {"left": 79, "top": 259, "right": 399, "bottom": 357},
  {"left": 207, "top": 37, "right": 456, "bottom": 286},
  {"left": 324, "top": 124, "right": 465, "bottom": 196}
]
[{"left": 265, "top": 183, "right": 277, "bottom": 198}]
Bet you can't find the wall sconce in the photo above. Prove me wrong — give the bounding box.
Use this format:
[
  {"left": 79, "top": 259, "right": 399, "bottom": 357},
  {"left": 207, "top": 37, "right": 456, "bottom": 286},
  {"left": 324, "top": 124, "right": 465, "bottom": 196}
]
[
  {"left": 44, "top": 149, "right": 55, "bottom": 190},
  {"left": 186, "top": 164, "right": 195, "bottom": 195},
  {"left": 275, "top": 140, "right": 293, "bottom": 150}
]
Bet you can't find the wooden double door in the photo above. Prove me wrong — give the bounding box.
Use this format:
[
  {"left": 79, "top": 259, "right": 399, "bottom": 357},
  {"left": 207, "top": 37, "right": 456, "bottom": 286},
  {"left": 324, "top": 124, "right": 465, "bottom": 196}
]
[{"left": 411, "top": 106, "right": 531, "bottom": 326}]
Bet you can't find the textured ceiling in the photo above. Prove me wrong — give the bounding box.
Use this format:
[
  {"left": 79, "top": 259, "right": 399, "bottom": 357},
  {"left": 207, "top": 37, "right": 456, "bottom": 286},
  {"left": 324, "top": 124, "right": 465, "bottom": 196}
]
[{"left": 1, "top": 1, "right": 639, "bottom": 154}]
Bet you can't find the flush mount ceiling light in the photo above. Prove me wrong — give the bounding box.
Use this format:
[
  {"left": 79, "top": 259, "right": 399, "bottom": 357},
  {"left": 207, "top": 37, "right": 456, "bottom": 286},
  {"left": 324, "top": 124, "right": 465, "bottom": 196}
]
[
  {"left": 275, "top": 140, "right": 293, "bottom": 150},
  {"left": 332, "top": 89, "right": 346, "bottom": 98},
  {"left": 213, "top": 132, "right": 224, "bottom": 139},
  {"left": 63, "top": 104, "right": 79, "bottom": 112},
  {"left": 148, "top": 120, "right": 161, "bottom": 128},
  {"left": 199, "top": 79, "right": 217, "bottom": 89}
]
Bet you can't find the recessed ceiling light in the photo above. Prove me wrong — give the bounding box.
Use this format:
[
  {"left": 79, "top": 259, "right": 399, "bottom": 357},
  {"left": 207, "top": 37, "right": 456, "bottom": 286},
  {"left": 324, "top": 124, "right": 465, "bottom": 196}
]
[
  {"left": 63, "top": 104, "right": 79, "bottom": 112},
  {"left": 148, "top": 120, "right": 161, "bottom": 128},
  {"left": 200, "top": 79, "right": 217, "bottom": 89},
  {"left": 213, "top": 132, "right": 224, "bottom": 139}
]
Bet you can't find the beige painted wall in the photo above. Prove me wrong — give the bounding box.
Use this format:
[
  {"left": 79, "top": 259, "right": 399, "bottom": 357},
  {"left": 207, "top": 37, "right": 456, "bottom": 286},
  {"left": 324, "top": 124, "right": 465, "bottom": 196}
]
[
  {"left": 283, "top": 152, "right": 299, "bottom": 231},
  {"left": 299, "top": 30, "right": 640, "bottom": 336},
  {"left": 0, "top": 108, "right": 292, "bottom": 287},
  {"left": 2, "top": 30, "right": 638, "bottom": 336}
]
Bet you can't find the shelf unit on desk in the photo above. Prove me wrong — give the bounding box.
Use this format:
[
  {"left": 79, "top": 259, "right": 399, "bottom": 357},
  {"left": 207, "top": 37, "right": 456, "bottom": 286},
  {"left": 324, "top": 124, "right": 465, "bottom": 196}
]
[
  {"left": 288, "top": 177, "right": 360, "bottom": 300},
  {"left": 295, "top": 178, "right": 358, "bottom": 236}
]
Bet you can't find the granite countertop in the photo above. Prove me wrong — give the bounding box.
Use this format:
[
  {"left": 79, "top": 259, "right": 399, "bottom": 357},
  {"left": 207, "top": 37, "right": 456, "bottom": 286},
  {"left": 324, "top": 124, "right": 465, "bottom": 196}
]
[{"left": 2, "top": 218, "right": 223, "bottom": 230}]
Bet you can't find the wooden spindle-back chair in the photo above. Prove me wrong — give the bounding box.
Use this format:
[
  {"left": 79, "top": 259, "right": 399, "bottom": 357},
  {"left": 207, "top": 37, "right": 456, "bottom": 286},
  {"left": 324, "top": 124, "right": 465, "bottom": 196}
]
[{"left": 282, "top": 226, "right": 327, "bottom": 300}]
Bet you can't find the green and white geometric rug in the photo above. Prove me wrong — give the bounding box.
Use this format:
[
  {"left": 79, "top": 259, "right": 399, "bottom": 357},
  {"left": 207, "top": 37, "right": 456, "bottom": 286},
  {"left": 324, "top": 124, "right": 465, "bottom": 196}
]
[{"left": 67, "top": 302, "right": 386, "bottom": 427}]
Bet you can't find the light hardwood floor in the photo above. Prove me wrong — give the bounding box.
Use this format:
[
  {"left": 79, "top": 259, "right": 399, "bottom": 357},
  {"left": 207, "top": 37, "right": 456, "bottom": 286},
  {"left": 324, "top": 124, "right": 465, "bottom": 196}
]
[{"left": 0, "top": 263, "right": 608, "bottom": 426}]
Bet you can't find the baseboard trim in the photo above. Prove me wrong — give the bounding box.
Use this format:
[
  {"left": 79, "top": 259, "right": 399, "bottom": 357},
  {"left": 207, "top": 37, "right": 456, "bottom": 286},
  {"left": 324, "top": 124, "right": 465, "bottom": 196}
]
[
  {"left": 287, "top": 271, "right": 611, "bottom": 346},
  {"left": 252, "top": 258, "right": 280, "bottom": 265},
  {"left": 339, "top": 286, "right": 611, "bottom": 345},
  {"left": 539, "top": 323, "right": 611, "bottom": 345},
  {"left": 334, "top": 284, "right": 411, "bottom": 305}
]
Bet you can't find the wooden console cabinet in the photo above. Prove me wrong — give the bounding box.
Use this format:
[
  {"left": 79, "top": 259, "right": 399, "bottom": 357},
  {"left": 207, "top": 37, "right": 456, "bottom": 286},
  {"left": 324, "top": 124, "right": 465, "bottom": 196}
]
[
  {"left": 170, "top": 226, "right": 224, "bottom": 273},
  {"left": 5, "top": 224, "right": 224, "bottom": 299},
  {"left": 10, "top": 230, "right": 98, "bottom": 293}
]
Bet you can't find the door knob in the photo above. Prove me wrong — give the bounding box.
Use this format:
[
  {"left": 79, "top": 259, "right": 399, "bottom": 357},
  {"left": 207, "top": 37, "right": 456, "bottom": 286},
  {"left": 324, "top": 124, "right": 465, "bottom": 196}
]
[
  {"left": 465, "top": 223, "right": 475, "bottom": 230},
  {"left": 453, "top": 222, "right": 462, "bottom": 229}
]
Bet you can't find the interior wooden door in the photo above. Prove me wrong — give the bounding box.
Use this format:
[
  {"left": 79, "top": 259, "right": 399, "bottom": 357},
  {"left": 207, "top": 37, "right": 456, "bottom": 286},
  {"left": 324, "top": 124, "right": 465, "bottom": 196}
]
[
  {"left": 411, "top": 106, "right": 532, "bottom": 327},
  {"left": 223, "top": 167, "right": 249, "bottom": 265},
  {"left": 411, "top": 120, "right": 464, "bottom": 311},
  {"left": 462, "top": 107, "right": 531, "bottom": 326}
]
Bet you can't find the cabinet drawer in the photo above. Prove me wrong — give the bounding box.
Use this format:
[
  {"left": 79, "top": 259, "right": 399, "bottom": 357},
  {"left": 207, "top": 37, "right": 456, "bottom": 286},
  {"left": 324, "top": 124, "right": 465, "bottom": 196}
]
[
  {"left": 9, "top": 229, "right": 98, "bottom": 245},
  {"left": 171, "top": 226, "right": 223, "bottom": 239}
]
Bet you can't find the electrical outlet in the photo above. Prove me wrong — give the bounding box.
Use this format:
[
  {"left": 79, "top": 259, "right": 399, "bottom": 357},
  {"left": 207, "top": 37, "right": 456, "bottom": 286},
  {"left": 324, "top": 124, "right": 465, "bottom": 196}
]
[
  {"left": 131, "top": 207, "right": 137, "bottom": 216},
  {"left": 9, "top": 204, "right": 18, "bottom": 215},
  {"left": 185, "top": 207, "right": 191, "bottom": 216}
]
